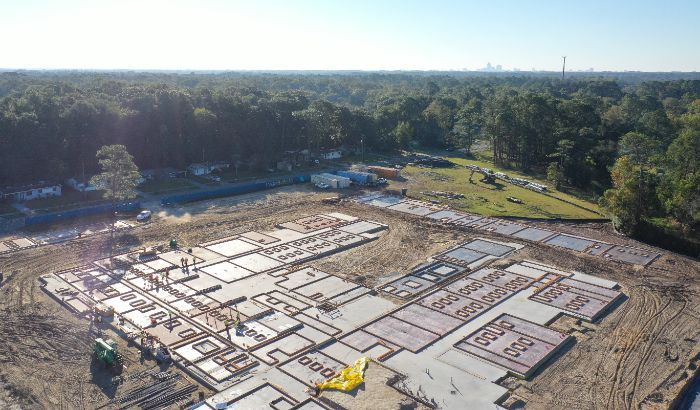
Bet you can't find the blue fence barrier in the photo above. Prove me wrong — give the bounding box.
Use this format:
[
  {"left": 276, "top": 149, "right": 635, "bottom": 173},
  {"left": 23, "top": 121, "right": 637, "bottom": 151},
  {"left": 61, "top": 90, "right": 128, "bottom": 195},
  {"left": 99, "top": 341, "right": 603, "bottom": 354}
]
[
  {"left": 161, "top": 175, "right": 311, "bottom": 206},
  {"left": 24, "top": 201, "right": 141, "bottom": 226}
]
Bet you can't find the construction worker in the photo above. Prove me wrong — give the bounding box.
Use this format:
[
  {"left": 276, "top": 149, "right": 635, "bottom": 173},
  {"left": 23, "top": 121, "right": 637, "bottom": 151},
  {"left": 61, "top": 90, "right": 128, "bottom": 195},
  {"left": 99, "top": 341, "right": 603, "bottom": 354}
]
[{"left": 224, "top": 319, "right": 231, "bottom": 339}]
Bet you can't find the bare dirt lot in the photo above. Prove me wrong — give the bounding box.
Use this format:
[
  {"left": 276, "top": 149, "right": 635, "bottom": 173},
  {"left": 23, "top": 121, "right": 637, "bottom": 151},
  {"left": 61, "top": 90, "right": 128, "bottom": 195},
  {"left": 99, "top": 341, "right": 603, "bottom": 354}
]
[{"left": 1, "top": 186, "right": 698, "bottom": 409}]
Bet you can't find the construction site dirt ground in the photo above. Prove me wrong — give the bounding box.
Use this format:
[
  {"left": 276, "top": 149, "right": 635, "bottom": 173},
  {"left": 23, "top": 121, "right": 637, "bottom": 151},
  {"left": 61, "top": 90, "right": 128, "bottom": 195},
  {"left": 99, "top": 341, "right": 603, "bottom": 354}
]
[{"left": 1, "top": 186, "right": 699, "bottom": 409}]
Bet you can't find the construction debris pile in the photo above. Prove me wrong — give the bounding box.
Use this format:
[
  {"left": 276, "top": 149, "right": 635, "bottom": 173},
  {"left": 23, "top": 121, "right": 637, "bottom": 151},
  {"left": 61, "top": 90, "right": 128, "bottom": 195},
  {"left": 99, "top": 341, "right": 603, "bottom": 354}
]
[
  {"left": 421, "top": 190, "right": 465, "bottom": 200},
  {"left": 466, "top": 163, "right": 549, "bottom": 192}
]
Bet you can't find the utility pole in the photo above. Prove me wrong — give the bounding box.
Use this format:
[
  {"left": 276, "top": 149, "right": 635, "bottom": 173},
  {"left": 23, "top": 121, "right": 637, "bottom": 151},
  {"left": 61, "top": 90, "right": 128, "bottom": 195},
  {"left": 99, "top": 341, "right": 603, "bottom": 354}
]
[
  {"left": 562, "top": 56, "right": 567, "bottom": 79},
  {"left": 361, "top": 138, "right": 365, "bottom": 163}
]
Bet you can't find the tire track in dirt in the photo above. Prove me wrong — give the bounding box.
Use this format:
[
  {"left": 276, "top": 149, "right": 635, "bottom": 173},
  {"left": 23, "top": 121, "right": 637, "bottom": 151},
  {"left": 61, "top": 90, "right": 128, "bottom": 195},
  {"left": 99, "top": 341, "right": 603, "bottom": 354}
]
[
  {"left": 618, "top": 294, "right": 668, "bottom": 409},
  {"left": 602, "top": 287, "right": 655, "bottom": 408},
  {"left": 628, "top": 297, "right": 688, "bottom": 407},
  {"left": 591, "top": 287, "right": 638, "bottom": 407},
  {"left": 606, "top": 290, "right": 670, "bottom": 409}
]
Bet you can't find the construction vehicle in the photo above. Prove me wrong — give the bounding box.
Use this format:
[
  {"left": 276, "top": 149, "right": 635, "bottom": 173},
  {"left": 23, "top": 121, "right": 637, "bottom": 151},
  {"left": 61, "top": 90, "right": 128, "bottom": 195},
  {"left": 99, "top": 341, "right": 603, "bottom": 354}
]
[
  {"left": 154, "top": 345, "right": 171, "bottom": 364},
  {"left": 94, "top": 303, "right": 115, "bottom": 318},
  {"left": 94, "top": 337, "right": 124, "bottom": 369}
]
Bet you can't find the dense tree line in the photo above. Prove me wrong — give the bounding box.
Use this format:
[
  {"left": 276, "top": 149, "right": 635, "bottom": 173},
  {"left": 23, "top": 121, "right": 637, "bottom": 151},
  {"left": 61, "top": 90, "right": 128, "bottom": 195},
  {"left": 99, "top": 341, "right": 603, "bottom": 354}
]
[{"left": 0, "top": 72, "right": 697, "bottom": 234}]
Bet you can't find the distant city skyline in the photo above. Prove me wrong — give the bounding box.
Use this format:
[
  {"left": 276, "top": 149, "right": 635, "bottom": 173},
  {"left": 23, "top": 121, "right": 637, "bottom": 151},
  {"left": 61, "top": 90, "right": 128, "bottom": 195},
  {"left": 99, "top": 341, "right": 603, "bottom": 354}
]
[{"left": 1, "top": 0, "right": 699, "bottom": 71}]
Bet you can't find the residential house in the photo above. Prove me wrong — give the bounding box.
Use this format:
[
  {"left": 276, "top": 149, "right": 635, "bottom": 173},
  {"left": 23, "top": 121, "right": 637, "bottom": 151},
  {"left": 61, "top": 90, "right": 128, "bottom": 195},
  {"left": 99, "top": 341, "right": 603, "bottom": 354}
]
[
  {"left": 187, "top": 162, "right": 231, "bottom": 176},
  {"left": 2, "top": 182, "right": 62, "bottom": 202},
  {"left": 319, "top": 149, "right": 342, "bottom": 160},
  {"left": 210, "top": 162, "right": 231, "bottom": 172},
  {"left": 65, "top": 177, "right": 97, "bottom": 192},
  {"left": 187, "top": 163, "right": 211, "bottom": 176}
]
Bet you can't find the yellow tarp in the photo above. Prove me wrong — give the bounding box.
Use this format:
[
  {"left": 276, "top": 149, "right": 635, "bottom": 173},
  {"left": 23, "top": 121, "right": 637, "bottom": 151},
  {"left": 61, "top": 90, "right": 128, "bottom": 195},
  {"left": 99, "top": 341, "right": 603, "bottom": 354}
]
[{"left": 318, "top": 357, "right": 369, "bottom": 392}]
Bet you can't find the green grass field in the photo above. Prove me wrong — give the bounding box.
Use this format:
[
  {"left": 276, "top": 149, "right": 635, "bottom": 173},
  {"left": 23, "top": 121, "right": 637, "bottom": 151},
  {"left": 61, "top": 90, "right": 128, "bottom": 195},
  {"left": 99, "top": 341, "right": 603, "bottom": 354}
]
[
  {"left": 138, "top": 178, "right": 198, "bottom": 195},
  {"left": 0, "top": 202, "right": 23, "bottom": 218},
  {"left": 24, "top": 190, "right": 107, "bottom": 213},
  {"left": 398, "top": 155, "right": 603, "bottom": 219}
]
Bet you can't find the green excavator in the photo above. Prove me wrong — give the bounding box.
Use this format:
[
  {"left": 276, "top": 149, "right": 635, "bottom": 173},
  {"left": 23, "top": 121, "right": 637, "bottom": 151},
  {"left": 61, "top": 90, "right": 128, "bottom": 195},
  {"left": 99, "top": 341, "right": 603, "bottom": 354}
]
[{"left": 94, "top": 338, "right": 124, "bottom": 369}]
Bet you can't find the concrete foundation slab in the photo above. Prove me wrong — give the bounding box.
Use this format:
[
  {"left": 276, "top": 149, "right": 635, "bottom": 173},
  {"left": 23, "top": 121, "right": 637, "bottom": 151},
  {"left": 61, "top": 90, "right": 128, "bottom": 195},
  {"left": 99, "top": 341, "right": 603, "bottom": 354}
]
[
  {"left": 426, "top": 210, "right": 473, "bottom": 223},
  {"left": 468, "top": 269, "right": 534, "bottom": 292},
  {"left": 455, "top": 314, "right": 571, "bottom": 378},
  {"left": 365, "top": 195, "right": 404, "bottom": 208},
  {"left": 379, "top": 274, "right": 434, "bottom": 299},
  {"left": 201, "top": 261, "right": 256, "bottom": 283},
  {"left": 292, "top": 275, "right": 360, "bottom": 301},
  {"left": 323, "top": 212, "right": 359, "bottom": 222},
  {"left": 387, "top": 200, "right": 438, "bottom": 216},
  {"left": 147, "top": 317, "right": 203, "bottom": 346},
  {"left": 251, "top": 332, "right": 316, "bottom": 365},
  {"left": 206, "top": 238, "right": 261, "bottom": 257},
  {"left": 337, "top": 220, "right": 386, "bottom": 235},
  {"left": 265, "top": 228, "right": 309, "bottom": 243},
  {"left": 445, "top": 278, "right": 514, "bottom": 306},
  {"left": 603, "top": 245, "right": 660, "bottom": 266},
  {"left": 531, "top": 277, "right": 622, "bottom": 321},
  {"left": 364, "top": 316, "right": 440, "bottom": 353},
  {"left": 231, "top": 253, "right": 285, "bottom": 273},
  {"left": 11, "top": 238, "right": 35, "bottom": 248},
  {"left": 123, "top": 305, "right": 169, "bottom": 328},
  {"left": 418, "top": 289, "right": 490, "bottom": 321},
  {"left": 208, "top": 383, "right": 297, "bottom": 409},
  {"left": 545, "top": 234, "right": 595, "bottom": 252},
  {"left": 279, "top": 351, "right": 346, "bottom": 387},
  {"left": 219, "top": 319, "right": 277, "bottom": 349},
  {"left": 340, "top": 329, "right": 400, "bottom": 355},
  {"left": 480, "top": 220, "right": 527, "bottom": 235},
  {"left": 240, "top": 231, "right": 281, "bottom": 246},
  {"left": 280, "top": 215, "right": 343, "bottom": 233},
  {"left": 175, "top": 336, "right": 228, "bottom": 362},
  {"left": 462, "top": 239, "right": 516, "bottom": 257},
  {"left": 585, "top": 243, "right": 615, "bottom": 256},
  {"left": 391, "top": 303, "right": 463, "bottom": 335},
  {"left": 254, "top": 291, "right": 312, "bottom": 313},
  {"left": 288, "top": 237, "right": 339, "bottom": 255},
  {"left": 275, "top": 268, "right": 329, "bottom": 290},
  {"left": 258, "top": 311, "right": 302, "bottom": 334},
  {"left": 260, "top": 244, "right": 314, "bottom": 264},
  {"left": 511, "top": 227, "right": 557, "bottom": 242},
  {"left": 449, "top": 214, "right": 487, "bottom": 227},
  {"left": 145, "top": 258, "right": 176, "bottom": 272},
  {"left": 570, "top": 272, "right": 618, "bottom": 289},
  {"left": 315, "top": 230, "right": 365, "bottom": 247},
  {"left": 437, "top": 247, "right": 488, "bottom": 266}
]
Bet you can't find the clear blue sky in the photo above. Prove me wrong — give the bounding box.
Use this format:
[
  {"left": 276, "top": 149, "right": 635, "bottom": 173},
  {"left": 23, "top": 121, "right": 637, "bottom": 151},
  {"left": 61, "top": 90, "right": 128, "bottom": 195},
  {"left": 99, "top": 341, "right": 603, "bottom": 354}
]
[{"left": 1, "top": 0, "right": 698, "bottom": 71}]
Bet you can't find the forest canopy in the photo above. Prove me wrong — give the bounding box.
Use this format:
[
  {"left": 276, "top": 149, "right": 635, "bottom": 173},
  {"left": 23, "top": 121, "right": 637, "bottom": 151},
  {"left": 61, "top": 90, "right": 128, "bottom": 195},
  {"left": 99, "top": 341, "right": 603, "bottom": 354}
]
[{"left": 0, "top": 71, "right": 698, "bottom": 233}]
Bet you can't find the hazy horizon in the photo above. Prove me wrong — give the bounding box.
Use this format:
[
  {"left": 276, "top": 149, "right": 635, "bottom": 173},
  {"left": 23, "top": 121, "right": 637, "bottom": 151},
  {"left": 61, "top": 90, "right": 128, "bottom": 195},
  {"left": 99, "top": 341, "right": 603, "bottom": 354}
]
[{"left": 2, "top": 0, "right": 699, "bottom": 72}]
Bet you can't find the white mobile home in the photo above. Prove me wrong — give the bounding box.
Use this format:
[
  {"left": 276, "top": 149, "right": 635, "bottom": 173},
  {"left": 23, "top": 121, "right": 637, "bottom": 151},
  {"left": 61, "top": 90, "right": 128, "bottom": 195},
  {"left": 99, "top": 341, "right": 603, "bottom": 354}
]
[
  {"left": 187, "top": 163, "right": 211, "bottom": 176},
  {"left": 2, "top": 183, "right": 62, "bottom": 202}
]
